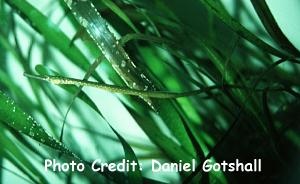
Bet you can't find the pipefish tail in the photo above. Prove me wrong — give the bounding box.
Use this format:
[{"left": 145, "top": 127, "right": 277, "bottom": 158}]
[
  {"left": 24, "top": 73, "right": 219, "bottom": 99},
  {"left": 63, "top": 0, "right": 156, "bottom": 107}
]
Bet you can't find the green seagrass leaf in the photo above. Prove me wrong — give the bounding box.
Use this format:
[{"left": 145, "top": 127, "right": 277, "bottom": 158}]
[{"left": 0, "top": 90, "right": 75, "bottom": 156}]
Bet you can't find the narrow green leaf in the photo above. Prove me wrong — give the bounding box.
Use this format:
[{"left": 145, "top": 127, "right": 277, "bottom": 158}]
[
  {"left": 0, "top": 154, "right": 36, "bottom": 184},
  {"left": 110, "top": 128, "right": 143, "bottom": 184},
  {"left": 101, "top": 0, "right": 140, "bottom": 33},
  {"left": 120, "top": 33, "right": 174, "bottom": 46},
  {"left": 0, "top": 90, "right": 74, "bottom": 157},
  {"left": 0, "top": 90, "right": 129, "bottom": 182},
  {"left": 0, "top": 165, "right": 34, "bottom": 184},
  {"left": 0, "top": 127, "right": 47, "bottom": 183},
  {"left": 251, "top": 0, "right": 300, "bottom": 56},
  {"left": 198, "top": 0, "right": 289, "bottom": 58},
  {"left": 128, "top": 109, "right": 195, "bottom": 164},
  {"left": 5, "top": 0, "right": 102, "bottom": 81}
]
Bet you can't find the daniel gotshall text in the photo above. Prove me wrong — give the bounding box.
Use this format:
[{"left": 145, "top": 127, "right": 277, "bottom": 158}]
[{"left": 44, "top": 158, "right": 261, "bottom": 173}]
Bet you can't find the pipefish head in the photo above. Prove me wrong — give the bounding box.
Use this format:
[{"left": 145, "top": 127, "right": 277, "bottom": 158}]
[
  {"left": 23, "top": 73, "right": 67, "bottom": 85},
  {"left": 23, "top": 73, "right": 50, "bottom": 81}
]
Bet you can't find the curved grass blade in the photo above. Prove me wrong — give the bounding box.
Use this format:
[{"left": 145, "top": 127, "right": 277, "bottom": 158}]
[
  {"left": 251, "top": 0, "right": 300, "bottom": 56},
  {"left": 128, "top": 109, "right": 195, "bottom": 163},
  {"left": 197, "top": 0, "right": 290, "bottom": 58},
  {"left": 0, "top": 90, "right": 130, "bottom": 182},
  {"left": 262, "top": 88, "right": 278, "bottom": 141},
  {"left": 0, "top": 142, "right": 41, "bottom": 183},
  {"left": 120, "top": 33, "right": 174, "bottom": 46},
  {"left": 0, "top": 127, "right": 47, "bottom": 183},
  {"left": 110, "top": 128, "right": 143, "bottom": 184},
  {"left": 0, "top": 166, "right": 34, "bottom": 184},
  {"left": 63, "top": 0, "right": 156, "bottom": 108},
  {"left": 60, "top": 57, "right": 103, "bottom": 143},
  {"left": 101, "top": 0, "right": 140, "bottom": 33},
  {"left": 129, "top": 2, "right": 162, "bottom": 37},
  {"left": 0, "top": 90, "right": 75, "bottom": 157},
  {"left": 5, "top": 0, "right": 102, "bottom": 81}
]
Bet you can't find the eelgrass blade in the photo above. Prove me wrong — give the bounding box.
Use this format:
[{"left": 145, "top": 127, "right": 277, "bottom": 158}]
[
  {"left": 0, "top": 90, "right": 75, "bottom": 156},
  {"left": 5, "top": 0, "right": 102, "bottom": 81},
  {"left": 251, "top": 0, "right": 300, "bottom": 56},
  {"left": 101, "top": 0, "right": 140, "bottom": 33}
]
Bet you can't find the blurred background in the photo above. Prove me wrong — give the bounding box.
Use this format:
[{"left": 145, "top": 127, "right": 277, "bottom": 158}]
[{"left": 0, "top": 0, "right": 300, "bottom": 183}]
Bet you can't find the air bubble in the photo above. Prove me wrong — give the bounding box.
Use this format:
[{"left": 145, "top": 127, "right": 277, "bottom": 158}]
[
  {"left": 79, "top": 17, "right": 89, "bottom": 27},
  {"left": 121, "top": 60, "right": 126, "bottom": 67},
  {"left": 140, "top": 21, "right": 147, "bottom": 26},
  {"left": 29, "top": 130, "right": 34, "bottom": 137},
  {"left": 124, "top": 53, "right": 130, "bottom": 60},
  {"left": 131, "top": 62, "right": 137, "bottom": 68},
  {"left": 66, "top": 0, "right": 72, "bottom": 7},
  {"left": 112, "top": 64, "right": 118, "bottom": 68}
]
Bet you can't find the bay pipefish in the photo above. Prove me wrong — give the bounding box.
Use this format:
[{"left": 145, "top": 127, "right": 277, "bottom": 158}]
[
  {"left": 24, "top": 73, "right": 286, "bottom": 101},
  {"left": 24, "top": 73, "right": 221, "bottom": 99}
]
